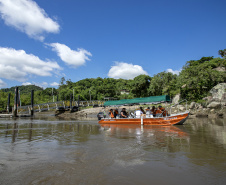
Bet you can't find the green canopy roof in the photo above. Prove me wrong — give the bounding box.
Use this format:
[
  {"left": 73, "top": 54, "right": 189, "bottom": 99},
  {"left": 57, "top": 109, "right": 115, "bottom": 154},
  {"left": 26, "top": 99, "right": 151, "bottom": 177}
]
[{"left": 104, "top": 95, "right": 170, "bottom": 106}]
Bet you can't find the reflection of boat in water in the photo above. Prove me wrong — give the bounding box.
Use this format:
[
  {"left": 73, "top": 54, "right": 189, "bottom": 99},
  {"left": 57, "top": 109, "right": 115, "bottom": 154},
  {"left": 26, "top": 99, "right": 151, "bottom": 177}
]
[
  {"left": 99, "top": 96, "right": 189, "bottom": 126},
  {"left": 101, "top": 124, "right": 189, "bottom": 139}
]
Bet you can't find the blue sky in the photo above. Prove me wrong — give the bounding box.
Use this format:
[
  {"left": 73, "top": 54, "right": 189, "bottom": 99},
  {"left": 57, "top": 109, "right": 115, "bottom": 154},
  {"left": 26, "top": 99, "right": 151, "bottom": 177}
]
[{"left": 0, "top": 0, "right": 225, "bottom": 89}]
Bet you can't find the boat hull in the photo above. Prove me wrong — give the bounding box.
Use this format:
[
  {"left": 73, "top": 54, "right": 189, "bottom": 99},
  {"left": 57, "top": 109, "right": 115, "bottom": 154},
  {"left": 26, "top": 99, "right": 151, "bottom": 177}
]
[{"left": 98, "top": 111, "right": 189, "bottom": 126}]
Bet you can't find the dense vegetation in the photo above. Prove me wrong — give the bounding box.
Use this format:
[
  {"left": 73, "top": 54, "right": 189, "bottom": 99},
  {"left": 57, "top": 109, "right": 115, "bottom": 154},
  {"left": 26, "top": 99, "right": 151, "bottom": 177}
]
[{"left": 0, "top": 50, "right": 225, "bottom": 111}]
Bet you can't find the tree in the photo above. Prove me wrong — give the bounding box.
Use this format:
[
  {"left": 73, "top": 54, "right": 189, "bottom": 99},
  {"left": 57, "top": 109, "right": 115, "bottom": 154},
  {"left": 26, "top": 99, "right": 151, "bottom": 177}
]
[
  {"left": 178, "top": 57, "right": 225, "bottom": 101},
  {"left": 148, "top": 72, "right": 178, "bottom": 97},
  {"left": 218, "top": 49, "right": 226, "bottom": 58},
  {"left": 130, "top": 75, "right": 151, "bottom": 97}
]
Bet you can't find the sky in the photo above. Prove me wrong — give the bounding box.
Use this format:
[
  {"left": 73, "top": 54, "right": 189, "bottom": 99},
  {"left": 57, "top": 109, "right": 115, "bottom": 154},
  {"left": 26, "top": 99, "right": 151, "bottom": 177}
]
[{"left": 0, "top": 0, "right": 226, "bottom": 89}]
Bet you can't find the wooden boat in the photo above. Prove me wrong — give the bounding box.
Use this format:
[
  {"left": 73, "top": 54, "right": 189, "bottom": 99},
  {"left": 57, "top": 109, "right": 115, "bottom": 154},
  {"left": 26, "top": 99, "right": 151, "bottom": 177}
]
[
  {"left": 99, "top": 111, "right": 189, "bottom": 125},
  {"left": 98, "top": 95, "right": 189, "bottom": 126}
]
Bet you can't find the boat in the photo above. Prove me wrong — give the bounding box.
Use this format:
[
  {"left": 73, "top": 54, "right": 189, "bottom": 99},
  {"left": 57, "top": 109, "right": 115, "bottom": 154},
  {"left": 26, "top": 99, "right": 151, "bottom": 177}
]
[{"left": 98, "top": 95, "right": 189, "bottom": 126}]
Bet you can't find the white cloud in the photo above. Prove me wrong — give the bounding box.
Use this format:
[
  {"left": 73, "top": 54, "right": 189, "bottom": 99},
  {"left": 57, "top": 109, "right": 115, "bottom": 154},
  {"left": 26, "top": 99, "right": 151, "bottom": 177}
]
[
  {"left": 22, "top": 82, "right": 32, "bottom": 86},
  {"left": 0, "top": 0, "right": 60, "bottom": 41},
  {"left": 50, "top": 82, "right": 59, "bottom": 87},
  {"left": 166, "top": 68, "right": 181, "bottom": 75},
  {"left": 0, "top": 79, "right": 6, "bottom": 88},
  {"left": 0, "top": 47, "right": 61, "bottom": 82},
  {"left": 108, "top": 62, "right": 148, "bottom": 80},
  {"left": 47, "top": 43, "right": 92, "bottom": 68}
]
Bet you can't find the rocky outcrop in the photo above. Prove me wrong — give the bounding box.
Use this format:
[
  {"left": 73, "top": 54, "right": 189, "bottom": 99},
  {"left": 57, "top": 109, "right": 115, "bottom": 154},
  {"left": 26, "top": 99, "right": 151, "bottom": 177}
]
[
  {"left": 176, "top": 83, "right": 226, "bottom": 118},
  {"left": 205, "top": 83, "right": 226, "bottom": 104},
  {"left": 207, "top": 102, "right": 221, "bottom": 109},
  {"left": 172, "top": 94, "right": 180, "bottom": 104},
  {"left": 189, "top": 83, "right": 226, "bottom": 118}
]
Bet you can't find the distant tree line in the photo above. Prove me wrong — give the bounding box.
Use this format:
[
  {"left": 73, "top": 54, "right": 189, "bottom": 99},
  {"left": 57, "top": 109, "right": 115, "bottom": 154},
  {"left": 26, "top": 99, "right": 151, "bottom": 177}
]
[{"left": 0, "top": 50, "right": 225, "bottom": 111}]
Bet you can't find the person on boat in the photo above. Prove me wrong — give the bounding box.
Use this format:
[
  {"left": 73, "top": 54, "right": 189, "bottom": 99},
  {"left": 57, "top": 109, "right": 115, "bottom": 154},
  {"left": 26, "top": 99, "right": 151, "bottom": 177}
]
[
  {"left": 155, "top": 106, "right": 162, "bottom": 117},
  {"left": 114, "top": 109, "right": 119, "bottom": 118},
  {"left": 108, "top": 109, "right": 115, "bottom": 118},
  {"left": 120, "top": 108, "right": 128, "bottom": 118},
  {"left": 140, "top": 107, "right": 146, "bottom": 114},
  {"left": 135, "top": 107, "right": 144, "bottom": 118},
  {"left": 151, "top": 106, "right": 156, "bottom": 117},
  {"left": 145, "top": 107, "right": 151, "bottom": 118},
  {"left": 158, "top": 105, "right": 168, "bottom": 117}
]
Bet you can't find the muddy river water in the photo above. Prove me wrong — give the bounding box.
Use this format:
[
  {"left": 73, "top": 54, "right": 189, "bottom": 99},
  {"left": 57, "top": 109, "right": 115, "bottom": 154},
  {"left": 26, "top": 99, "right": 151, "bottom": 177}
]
[{"left": 0, "top": 116, "right": 226, "bottom": 185}]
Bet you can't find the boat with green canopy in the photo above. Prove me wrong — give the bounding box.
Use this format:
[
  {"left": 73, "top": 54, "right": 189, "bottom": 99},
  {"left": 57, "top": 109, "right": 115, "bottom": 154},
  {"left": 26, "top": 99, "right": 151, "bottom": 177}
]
[{"left": 99, "top": 95, "right": 189, "bottom": 126}]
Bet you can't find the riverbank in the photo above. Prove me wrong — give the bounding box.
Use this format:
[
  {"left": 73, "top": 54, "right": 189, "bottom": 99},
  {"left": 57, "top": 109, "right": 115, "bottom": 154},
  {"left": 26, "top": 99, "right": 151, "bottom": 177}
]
[{"left": 54, "top": 103, "right": 226, "bottom": 120}]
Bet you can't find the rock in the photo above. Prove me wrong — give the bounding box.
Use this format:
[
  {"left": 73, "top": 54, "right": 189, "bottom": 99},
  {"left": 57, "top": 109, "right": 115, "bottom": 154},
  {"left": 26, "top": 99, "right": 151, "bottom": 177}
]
[
  {"left": 177, "top": 105, "right": 186, "bottom": 111},
  {"left": 207, "top": 102, "right": 222, "bottom": 109},
  {"left": 172, "top": 94, "right": 180, "bottom": 104},
  {"left": 196, "top": 113, "right": 208, "bottom": 117},
  {"left": 210, "top": 109, "right": 215, "bottom": 113},
  {"left": 209, "top": 83, "right": 226, "bottom": 102},
  {"left": 217, "top": 113, "right": 224, "bottom": 118},
  {"left": 195, "top": 103, "right": 202, "bottom": 109},
  {"left": 190, "top": 102, "right": 196, "bottom": 109}
]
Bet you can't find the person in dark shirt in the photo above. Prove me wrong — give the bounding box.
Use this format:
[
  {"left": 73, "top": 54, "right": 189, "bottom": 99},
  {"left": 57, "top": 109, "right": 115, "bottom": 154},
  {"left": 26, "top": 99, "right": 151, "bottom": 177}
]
[
  {"left": 114, "top": 109, "right": 119, "bottom": 118},
  {"left": 151, "top": 106, "right": 156, "bottom": 117},
  {"left": 120, "top": 108, "right": 128, "bottom": 118}
]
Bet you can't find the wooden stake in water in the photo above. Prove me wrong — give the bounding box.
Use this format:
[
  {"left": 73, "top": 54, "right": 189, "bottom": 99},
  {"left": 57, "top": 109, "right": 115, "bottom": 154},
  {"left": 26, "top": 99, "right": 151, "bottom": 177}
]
[
  {"left": 7, "top": 93, "right": 10, "bottom": 114},
  {"left": 31, "top": 90, "right": 34, "bottom": 116},
  {"left": 13, "top": 87, "right": 18, "bottom": 117}
]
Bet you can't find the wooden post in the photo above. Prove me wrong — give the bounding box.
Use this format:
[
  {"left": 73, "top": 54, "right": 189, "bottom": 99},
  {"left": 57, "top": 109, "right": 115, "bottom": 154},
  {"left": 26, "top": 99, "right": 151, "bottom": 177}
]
[
  {"left": 13, "top": 87, "right": 18, "bottom": 117},
  {"left": 78, "top": 95, "right": 80, "bottom": 110},
  {"left": 7, "top": 93, "right": 10, "bottom": 114},
  {"left": 31, "top": 90, "right": 34, "bottom": 116},
  {"left": 70, "top": 94, "right": 72, "bottom": 111}
]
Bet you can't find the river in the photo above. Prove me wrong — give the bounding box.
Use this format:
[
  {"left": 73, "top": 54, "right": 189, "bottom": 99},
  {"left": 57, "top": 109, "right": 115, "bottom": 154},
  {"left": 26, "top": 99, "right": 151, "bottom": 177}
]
[{"left": 0, "top": 116, "right": 226, "bottom": 185}]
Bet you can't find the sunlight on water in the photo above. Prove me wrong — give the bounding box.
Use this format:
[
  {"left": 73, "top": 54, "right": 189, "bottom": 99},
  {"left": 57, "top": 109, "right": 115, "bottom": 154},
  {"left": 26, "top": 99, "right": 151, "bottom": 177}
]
[{"left": 0, "top": 117, "right": 226, "bottom": 185}]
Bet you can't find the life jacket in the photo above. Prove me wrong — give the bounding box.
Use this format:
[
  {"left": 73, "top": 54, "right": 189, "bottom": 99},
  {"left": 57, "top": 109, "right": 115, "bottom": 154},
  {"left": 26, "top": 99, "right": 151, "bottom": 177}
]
[
  {"left": 109, "top": 111, "right": 114, "bottom": 118},
  {"left": 160, "top": 107, "right": 167, "bottom": 117},
  {"left": 155, "top": 109, "right": 162, "bottom": 114}
]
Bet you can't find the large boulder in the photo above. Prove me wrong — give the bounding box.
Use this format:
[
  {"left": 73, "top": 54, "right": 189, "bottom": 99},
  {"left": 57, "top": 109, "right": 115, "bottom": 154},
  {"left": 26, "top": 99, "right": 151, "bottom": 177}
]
[
  {"left": 177, "top": 105, "right": 186, "bottom": 111},
  {"left": 190, "top": 102, "right": 196, "bottom": 109},
  {"left": 172, "top": 94, "right": 180, "bottom": 105},
  {"left": 209, "top": 83, "right": 226, "bottom": 102},
  {"left": 207, "top": 102, "right": 222, "bottom": 109}
]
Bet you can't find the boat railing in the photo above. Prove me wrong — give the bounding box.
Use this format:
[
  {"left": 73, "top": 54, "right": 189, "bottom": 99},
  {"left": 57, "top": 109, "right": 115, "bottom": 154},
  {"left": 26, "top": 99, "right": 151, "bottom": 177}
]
[{"left": 169, "top": 99, "right": 188, "bottom": 116}]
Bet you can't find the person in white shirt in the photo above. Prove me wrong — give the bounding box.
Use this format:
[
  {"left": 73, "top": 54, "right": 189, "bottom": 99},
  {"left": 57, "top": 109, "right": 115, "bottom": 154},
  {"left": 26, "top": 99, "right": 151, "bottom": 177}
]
[{"left": 135, "top": 107, "right": 144, "bottom": 118}]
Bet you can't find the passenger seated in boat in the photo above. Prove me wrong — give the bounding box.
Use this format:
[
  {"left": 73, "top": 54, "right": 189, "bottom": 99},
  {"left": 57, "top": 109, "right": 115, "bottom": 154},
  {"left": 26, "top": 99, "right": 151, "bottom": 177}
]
[
  {"left": 109, "top": 109, "right": 115, "bottom": 118},
  {"left": 114, "top": 109, "right": 119, "bottom": 118},
  {"left": 140, "top": 107, "right": 146, "bottom": 114},
  {"left": 159, "top": 105, "right": 168, "bottom": 117},
  {"left": 155, "top": 106, "right": 163, "bottom": 117},
  {"left": 120, "top": 108, "right": 128, "bottom": 118},
  {"left": 145, "top": 107, "right": 152, "bottom": 118},
  {"left": 151, "top": 106, "right": 156, "bottom": 117},
  {"left": 135, "top": 107, "right": 144, "bottom": 118}
]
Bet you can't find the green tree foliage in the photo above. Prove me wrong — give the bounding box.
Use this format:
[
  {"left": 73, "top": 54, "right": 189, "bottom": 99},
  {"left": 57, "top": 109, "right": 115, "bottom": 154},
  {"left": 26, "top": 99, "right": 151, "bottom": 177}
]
[
  {"left": 0, "top": 51, "right": 225, "bottom": 109},
  {"left": 178, "top": 57, "right": 226, "bottom": 101},
  {"left": 218, "top": 49, "right": 226, "bottom": 58},
  {"left": 130, "top": 75, "right": 151, "bottom": 97},
  {"left": 148, "top": 72, "right": 178, "bottom": 97}
]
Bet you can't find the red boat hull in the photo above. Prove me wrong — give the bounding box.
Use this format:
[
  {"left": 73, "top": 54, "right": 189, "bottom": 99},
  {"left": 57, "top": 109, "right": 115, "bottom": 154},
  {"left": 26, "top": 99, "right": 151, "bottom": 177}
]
[{"left": 98, "top": 112, "right": 189, "bottom": 126}]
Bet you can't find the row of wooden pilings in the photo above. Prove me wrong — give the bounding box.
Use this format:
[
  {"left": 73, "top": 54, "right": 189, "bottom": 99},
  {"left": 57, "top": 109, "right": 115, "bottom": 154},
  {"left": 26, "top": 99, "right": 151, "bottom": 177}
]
[
  {"left": 5, "top": 87, "right": 82, "bottom": 117},
  {"left": 8, "top": 87, "right": 35, "bottom": 117}
]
